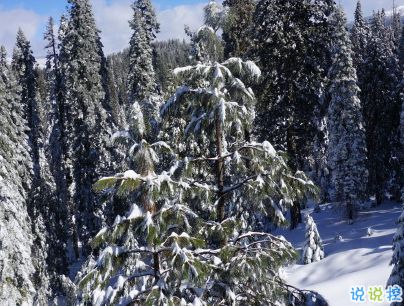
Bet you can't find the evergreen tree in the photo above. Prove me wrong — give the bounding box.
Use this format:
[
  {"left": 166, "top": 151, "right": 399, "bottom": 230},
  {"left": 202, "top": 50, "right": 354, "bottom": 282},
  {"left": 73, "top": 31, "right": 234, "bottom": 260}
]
[
  {"left": 252, "top": 0, "right": 336, "bottom": 228},
  {"left": 153, "top": 39, "right": 192, "bottom": 94},
  {"left": 399, "top": 24, "right": 404, "bottom": 67},
  {"left": 391, "top": 6, "right": 402, "bottom": 50},
  {"left": 302, "top": 215, "right": 324, "bottom": 264},
  {"left": 350, "top": 1, "right": 370, "bottom": 73},
  {"left": 161, "top": 58, "right": 318, "bottom": 304},
  {"left": 399, "top": 26, "right": 404, "bottom": 200},
  {"left": 59, "top": 0, "right": 114, "bottom": 258},
  {"left": 12, "top": 29, "right": 41, "bottom": 180},
  {"left": 0, "top": 45, "right": 37, "bottom": 305},
  {"left": 222, "top": 0, "right": 256, "bottom": 58},
  {"left": 128, "top": 0, "right": 159, "bottom": 103},
  {"left": 185, "top": 1, "right": 225, "bottom": 65},
  {"left": 361, "top": 11, "right": 401, "bottom": 205},
  {"left": 185, "top": 25, "right": 224, "bottom": 64},
  {"left": 105, "top": 56, "right": 123, "bottom": 128},
  {"left": 203, "top": 0, "right": 225, "bottom": 34},
  {"left": 387, "top": 204, "right": 404, "bottom": 304},
  {"left": 12, "top": 29, "right": 57, "bottom": 303},
  {"left": 128, "top": 0, "right": 161, "bottom": 142},
  {"left": 44, "top": 16, "right": 71, "bottom": 279},
  {"left": 326, "top": 8, "right": 368, "bottom": 220},
  {"left": 77, "top": 102, "right": 211, "bottom": 305}
]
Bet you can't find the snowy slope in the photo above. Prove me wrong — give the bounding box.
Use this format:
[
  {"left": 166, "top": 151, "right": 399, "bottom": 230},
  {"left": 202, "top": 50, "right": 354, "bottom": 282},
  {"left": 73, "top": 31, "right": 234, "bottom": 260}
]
[{"left": 277, "top": 202, "right": 402, "bottom": 306}]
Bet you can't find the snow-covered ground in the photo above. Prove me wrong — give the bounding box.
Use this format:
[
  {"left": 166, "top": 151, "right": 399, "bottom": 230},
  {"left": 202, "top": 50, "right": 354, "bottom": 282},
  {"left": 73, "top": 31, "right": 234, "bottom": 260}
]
[{"left": 278, "top": 202, "right": 402, "bottom": 306}]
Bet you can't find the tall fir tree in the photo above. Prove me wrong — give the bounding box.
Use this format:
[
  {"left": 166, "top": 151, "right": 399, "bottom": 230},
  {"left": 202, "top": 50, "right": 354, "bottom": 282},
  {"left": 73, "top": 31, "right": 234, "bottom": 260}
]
[
  {"left": 361, "top": 11, "right": 401, "bottom": 204},
  {"left": 0, "top": 45, "right": 38, "bottom": 305},
  {"left": 185, "top": 1, "right": 225, "bottom": 65},
  {"left": 43, "top": 16, "right": 71, "bottom": 280},
  {"left": 128, "top": 0, "right": 159, "bottom": 103},
  {"left": 387, "top": 204, "right": 404, "bottom": 306},
  {"left": 389, "top": 9, "right": 404, "bottom": 202},
  {"left": 12, "top": 29, "right": 41, "bottom": 180},
  {"left": 252, "top": 0, "right": 336, "bottom": 228},
  {"left": 77, "top": 97, "right": 211, "bottom": 304},
  {"left": 59, "top": 0, "right": 114, "bottom": 259},
  {"left": 128, "top": 0, "right": 161, "bottom": 143},
  {"left": 391, "top": 6, "right": 402, "bottom": 51},
  {"left": 12, "top": 29, "right": 57, "bottom": 303},
  {"left": 222, "top": 0, "right": 256, "bottom": 59},
  {"left": 399, "top": 25, "right": 404, "bottom": 199},
  {"left": 203, "top": 0, "right": 225, "bottom": 34},
  {"left": 350, "top": 1, "right": 370, "bottom": 73},
  {"left": 160, "top": 58, "right": 318, "bottom": 304},
  {"left": 326, "top": 7, "right": 368, "bottom": 220}
]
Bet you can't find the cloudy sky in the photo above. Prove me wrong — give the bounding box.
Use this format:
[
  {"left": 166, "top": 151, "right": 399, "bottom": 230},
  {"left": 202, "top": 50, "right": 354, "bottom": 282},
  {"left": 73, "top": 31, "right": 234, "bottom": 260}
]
[{"left": 0, "top": 0, "right": 403, "bottom": 59}]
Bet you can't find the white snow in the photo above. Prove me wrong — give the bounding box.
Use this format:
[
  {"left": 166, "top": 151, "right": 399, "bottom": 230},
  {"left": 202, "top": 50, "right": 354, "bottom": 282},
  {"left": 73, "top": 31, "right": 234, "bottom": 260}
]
[
  {"left": 127, "top": 204, "right": 143, "bottom": 220},
  {"left": 111, "top": 130, "right": 130, "bottom": 144},
  {"left": 277, "top": 202, "right": 401, "bottom": 306},
  {"left": 123, "top": 170, "right": 140, "bottom": 180}
]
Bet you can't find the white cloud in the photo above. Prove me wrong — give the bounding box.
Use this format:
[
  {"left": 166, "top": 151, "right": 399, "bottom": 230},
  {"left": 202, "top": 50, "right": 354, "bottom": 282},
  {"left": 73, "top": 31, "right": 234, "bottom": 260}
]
[
  {"left": 0, "top": 1, "right": 207, "bottom": 59},
  {"left": 92, "top": 0, "right": 132, "bottom": 54},
  {"left": 92, "top": 0, "right": 206, "bottom": 54},
  {"left": 157, "top": 3, "right": 205, "bottom": 42},
  {"left": 0, "top": 8, "right": 45, "bottom": 57}
]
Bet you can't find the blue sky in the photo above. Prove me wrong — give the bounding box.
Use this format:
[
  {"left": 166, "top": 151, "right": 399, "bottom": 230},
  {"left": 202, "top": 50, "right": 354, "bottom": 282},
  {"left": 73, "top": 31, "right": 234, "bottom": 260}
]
[
  {"left": 0, "top": 0, "right": 403, "bottom": 59},
  {"left": 0, "top": 0, "right": 402, "bottom": 18},
  {"left": 0, "top": 0, "right": 205, "bottom": 14}
]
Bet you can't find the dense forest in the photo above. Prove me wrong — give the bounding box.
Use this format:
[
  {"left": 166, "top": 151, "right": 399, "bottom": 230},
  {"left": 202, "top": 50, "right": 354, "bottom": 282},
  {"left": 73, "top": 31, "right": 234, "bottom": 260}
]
[{"left": 0, "top": 0, "right": 403, "bottom": 305}]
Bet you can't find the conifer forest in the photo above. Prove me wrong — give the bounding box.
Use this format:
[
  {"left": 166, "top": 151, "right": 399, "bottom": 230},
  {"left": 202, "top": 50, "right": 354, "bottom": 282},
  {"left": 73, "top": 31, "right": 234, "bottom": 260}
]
[{"left": 1, "top": 0, "right": 404, "bottom": 305}]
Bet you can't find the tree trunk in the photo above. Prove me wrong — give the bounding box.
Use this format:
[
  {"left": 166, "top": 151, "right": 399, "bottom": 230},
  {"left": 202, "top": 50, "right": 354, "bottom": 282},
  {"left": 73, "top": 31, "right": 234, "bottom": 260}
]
[
  {"left": 287, "top": 122, "right": 302, "bottom": 229},
  {"left": 72, "top": 225, "right": 80, "bottom": 259},
  {"left": 66, "top": 164, "right": 80, "bottom": 259},
  {"left": 153, "top": 251, "right": 160, "bottom": 283},
  {"left": 215, "top": 113, "right": 225, "bottom": 222},
  {"left": 290, "top": 201, "right": 302, "bottom": 230},
  {"left": 375, "top": 191, "right": 383, "bottom": 206},
  {"left": 346, "top": 200, "right": 354, "bottom": 222}
]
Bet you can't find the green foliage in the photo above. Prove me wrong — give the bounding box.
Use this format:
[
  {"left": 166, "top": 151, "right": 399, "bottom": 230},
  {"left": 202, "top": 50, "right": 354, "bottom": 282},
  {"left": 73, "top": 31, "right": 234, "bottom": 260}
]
[{"left": 161, "top": 58, "right": 318, "bottom": 304}]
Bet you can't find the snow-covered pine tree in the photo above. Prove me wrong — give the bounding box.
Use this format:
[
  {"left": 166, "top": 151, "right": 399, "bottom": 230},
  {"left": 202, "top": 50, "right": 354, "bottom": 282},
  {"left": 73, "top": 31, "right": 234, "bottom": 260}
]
[
  {"left": 391, "top": 6, "right": 402, "bottom": 51},
  {"left": 326, "top": 7, "right": 368, "bottom": 221},
  {"left": 222, "top": 0, "right": 256, "bottom": 59},
  {"left": 397, "top": 27, "right": 404, "bottom": 201},
  {"left": 302, "top": 214, "right": 324, "bottom": 264},
  {"left": 185, "top": 1, "right": 224, "bottom": 65},
  {"left": 128, "top": 0, "right": 159, "bottom": 101},
  {"left": 12, "top": 29, "right": 41, "bottom": 181},
  {"left": 361, "top": 11, "right": 401, "bottom": 205},
  {"left": 399, "top": 26, "right": 404, "bottom": 202},
  {"left": 43, "top": 16, "right": 71, "bottom": 281},
  {"left": 350, "top": 1, "right": 370, "bottom": 75},
  {"left": 252, "top": 0, "right": 336, "bottom": 228},
  {"left": 399, "top": 23, "right": 404, "bottom": 67},
  {"left": 387, "top": 8, "right": 404, "bottom": 202},
  {"left": 76, "top": 99, "right": 210, "bottom": 305},
  {"left": 105, "top": 56, "right": 124, "bottom": 128},
  {"left": 11, "top": 29, "right": 58, "bottom": 303},
  {"left": 185, "top": 25, "right": 224, "bottom": 65},
  {"left": 387, "top": 203, "right": 404, "bottom": 302},
  {"left": 0, "top": 45, "right": 37, "bottom": 305},
  {"left": 127, "top": 0, "right": 161, "bottom": 142},
  {"left": 59, "top": 0, "right": 114, "bottom": 258},
  {"left": 204, "top": 0, "right": 225, "bottom": 34},
  {"left": 161, "top": 58, "right": 318, "bottom": 304}
]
